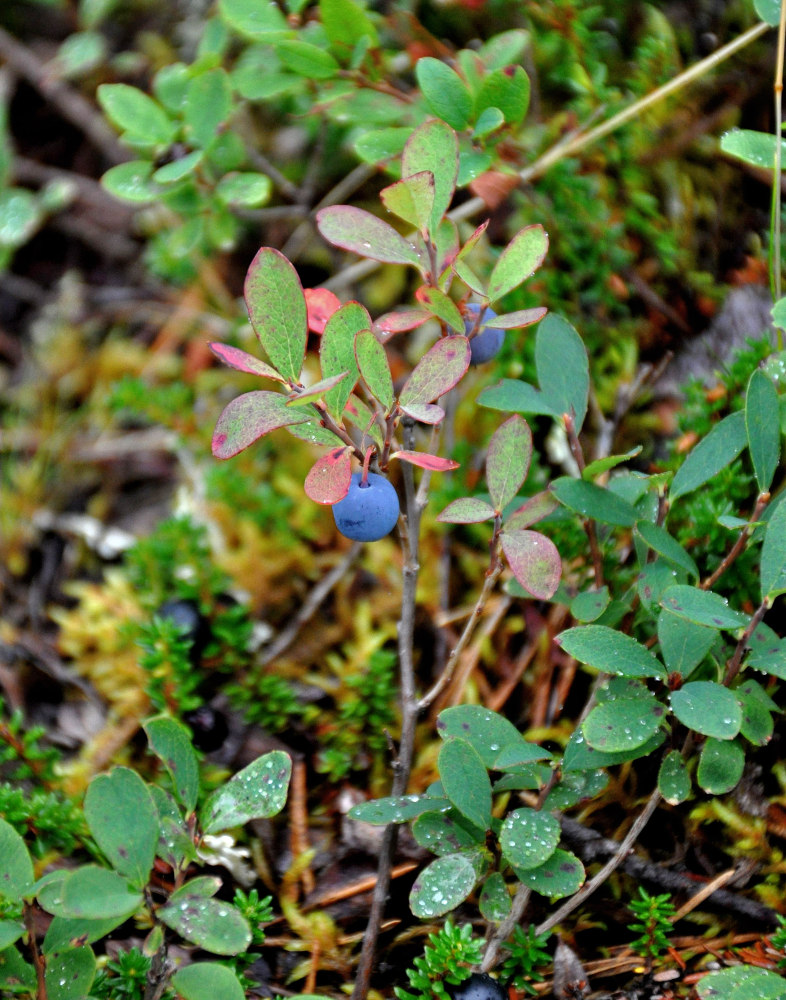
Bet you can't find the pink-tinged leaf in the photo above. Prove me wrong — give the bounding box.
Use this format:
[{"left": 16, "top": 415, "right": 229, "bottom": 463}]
[
  {"left": 399, "top": 336, "right": 470, "bottom": 408},
  {"left": 304, "top": 447, "right": 353, "bottom": 504},
  {"left": 320, "top": 302, "right": 370, "bottom": 418},
  {"left": 380, "top": 171, "right": 435, "bottom": 232},
  {"left": 453, "top": 220, "right": 489, "bottom": 268},
  {"left": 316, "top": 206, "right": 425, "bottom": 271},
  {"left": 355, "top": 329, "right": 394, "bottom": 412},
  {"left": 399, "top": 402, "right": 445, "bottom": 424},
  {"left": 209, "top": 342, "right": 286, "bottom": 383},
  {"left": 501, "top": 529, "right": 561, "bottom": 600},
  {"left": 304, "top": 287, "right": 341, "bottom": 334},
  {"left": 434, "top": 218, "right": 460, "bottom": 278},
  {"left": 244, "top": 247, "right": 308, "bottom": 383},
  {"left": 212, "top": 390, "right": 309, "bottom": 459},
  {"left": 415, "top": 286, "right": 465, "bottom": 333},
  {"left": 286, "top": 371, "right": 349, "bottom": 406},
  {"left": 391, "top": 451, "right": 460, "bottom": 472},
  {"left": 373, "top": 309, "right": 431, "bottom": 340},
  {"left": 487, "top": 225, "right": 549, "bottom": 303},
  {"left": 437, "top": 497, "right": 496, "bottom": 524},
  {"left": 484, "top": 307, "right": 547, "bottom": 330},
  {"left": 487, "top": 415, "right": 533, "bottom": 512},
  {"left": 402, "top": 120, "right": 458, "bottom": 234},
  {"left": 505, "top": 490, "right": 559, "bottom": 530}
]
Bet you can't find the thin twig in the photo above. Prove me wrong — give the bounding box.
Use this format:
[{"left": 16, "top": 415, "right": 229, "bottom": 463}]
[
  {"left": 481, "top": 885, "right": 532, "bottom": 972},
  {"left": 772, "top": 2, "right": 786, "bottom": 318},
  {"left": 700, "top": 492, "right": 769, "bottom": 592}
]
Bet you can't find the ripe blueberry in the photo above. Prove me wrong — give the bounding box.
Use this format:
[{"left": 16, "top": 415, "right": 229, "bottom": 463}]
[
  {"left": 465, "top": 303, "right": 504, "bottom": 365},
  {"left": 448, "top": 972, "right": 508, "bottom": 1000},
  {"left": 332, "top": 472, "right": 399, "bottom": 541},
  {"left": 156, "top": 598, "right": 211, "bottom": 660}
]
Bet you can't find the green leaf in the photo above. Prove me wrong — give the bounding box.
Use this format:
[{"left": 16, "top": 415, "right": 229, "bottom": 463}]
[
  {"left": 551, "top": 477, "right": 638, "bottom": 527},
  {"left": 500, "top": 529, "right": 561, "bottom": 600},
  {"left": 660, "top": 585, "right": 749, "bottom": 630},
  {"left": 0, "top": 922, "right": 23, "bottom": 950},
  {"left": 436, "top": 705, "right": 524, "bottom": 767},
  {"left": 721, "top": 127, "right": 786, "bottom": 168},
  {"left": 399, "top": 336, "right": 470, "bottom": 411},
  {"left": 479, "top": 872, "right": 512, "bottom": 921},
  {"left": 657, "top": 610, "right": 715, "bottom": 678},
  {"left": 201, "top": 750, "right": 291, "bottom": 834},
  {"left": 475, "top": 66, "right": 530, "bottom": 126},
  {"left": 415, "top": 285, "right": 464, "bottom": 332},
  {"left": 153, "top": 150, "right": 204, "bottom": 184},
  {"left": 473, "top": 106, "right": 505, "bottom": 138},
  {"left": 320, "top": 0, "right": 379, "bottom": 54},
  {"left": 736, "top": 681, "right": 774, "bottom": 746},
  {"left": 583, "top": 446, "right": 642, "bottom": 481},
  {"left": 583, "top": 694, "right": 664, "bottom": 753},
  {"left": 439, "top": 739, "right": 492, "bottom": 831},
  {"left": 320, "top": 302, "right": 368, "bottom": 416},
  {"left": 670, "top": 682, "right": 742, "bottom": 739},
  {"left": 244, "top": 246, "right": 308, "bottom": 382},
  {"left": 485, "top": 307, "right": 548, "bottom": 330},
  {"left": 217, "top": 0, "right": 290, "bottom": 38},
  {"left": 535, "top": 314, "right": 589, "bottom": 431},
  {"left": 746, "top": 369, "right": 780, "bottom": 492},
  {"left": 84, "top": 767, "right": 158, "bottom": 885},
  {"left": 557, "top": 626, "right": 666, "bottom": 680},
  {"left": 412, "top": 810, "right": 484, "bottom": 855},
  {"left": 355, "top": 328, "right": 394, "bottom": 411},
  {"left": 635, "top": 521, "right": 698, "bottom": 579},
  {"left": 409, "top": 853, "right": 477, "bottom": 919},
  {"left": 43, "top": 913, "right": 129, "bottom": 954},
  {"left": 401, "top": 120, "right": 458, "bottom": 234},
  {"left": 44, "top": 946, "right": 95, "bottom": 1000},
  {"left": 478, "top": 378, "right": 559, "bottom": 418},
  {"left": 350, "top": 795, "right": 451, "bottom": 825},
  {"left": 276, "top": 39, "right": 339, "bottom": 79},
  {"left": 316, "top": 206, "right": 425, "bottom": 270},
  {"left": 760, "top": 497, "right": 786, "bottom": 599},
  {"left": 143, "top": 715, "right": 200, "bottom": 815},
  {"left": 486, "top": 415, "right": 532, "bottom": 513},
  {"left": 487, "top": 225, "right": 548, "bottom": 302},
  {"left": 57, "top": 867, "right": 142, "bottom": 920},
  {"left": 380, "top": 171, "right": 435, "bottom": 233},
  {"left": 658, "top": 750, "right": 691, "bottom": 805},
  {"left": 97, "top": 84, "right": 176, "bottom": 146},
  {"left": 696, "top": 965, "right": 786, "bottom": 1000},
  {"left": 562, "top": 728, "right": 665, "bottom": 772},
  {"left": 499, "top": 808, "right": 560, "bottom": 870},
  {"left": 493, "top": 737, "right": 553, "bottom": 770},
  {"left": 172, "top": 962, "right": 246, "bottom": 1000},
  {"left": 415, "top": 58, "right": 473, "bottom": 131},
  {"left": 354, "top": 127, "right": 410, "bottom": 165},
  {"left": 437, "top": 496, "right": 496, "bottom": 524},
  {"left": 212, "top": 390, "right": 309, "bottom": 459},
  {"left": 159, "top": 896, "right": 251, "bottom": 954},
  {"left": 0, "top": 818, "right": 34, "bottom": 901},
  {"left": 216, "top": 171, "right": 272, "bottom": 207},
  {"left": 570, "top": 587, "right": 610, "bottom": 623},
  {"left": 185, "top": 68, "right": 232, "bottom": 148},
  {"left": 304, "top": 447, "right": 352, "bottom": 505},
  {"left": 101, "top": 161, "right": 159, "bottom": 203},
  {"left": 669, "top": 411, "right": 747, "bottom": 501},
  {"left": 511, "top": 849, "right": 584, "bottom": 900},
  {"left": 696, "top": 737, "right": 745, "bottom": 794}
]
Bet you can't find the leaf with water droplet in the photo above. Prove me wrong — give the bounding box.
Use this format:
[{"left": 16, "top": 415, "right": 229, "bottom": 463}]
[
  {"left": 172, "top": 962, "right": 246, "bottom": 1000},
  {"left": 511, "top": 849, "right": 585, "bottom": 899},
  {"left": 583, "top": 695, "right": 664, "bottom": 753},
  {"left": 500, "top": 528, "right": 561, "bottom": 600},
  {"left": 557, "top": 625, "right": 666, "bottom": 680},
  {"left": 499, "top": 808, "right": 560, "bottom": 871},
  {"left": 159, "top": 895, "right": 251, "bottom": 955},
  {"left": 761, "top": 498, "right": 786, "bottom": 600},
  {"left": 409, "top": 853, "right": 477, "bottom": 920},
  {"left": 696, "top": 737, "right": 745, "bottom": 794},
  {"left": 670, "top": 681, "right": 742, "bottom": 740},
  {"left": 144, "top": 715, "right": 200, "bottom": 815},
  {"left": 660, "top": 584, "right": 749, "bottom": 631},
  {"left": 399, "top": 336, "right": 470, "bottom": 410},
  {"left": 316, "top": 206, "right": 425, "bottom": 271},
  {"left": 43, "top": 945, "right": 95, "bottom": 1000},
  {"left": 304, "top": 447, "right": 352, "bottom": 505},
  {"left": 658, "top": 750, "right": 691, "bottom": 805},
  {"left": 201, "top": 751, "right": 291, "bottom": 834},
  {"left": 437, "top": 705, "right": 524, "bottom": 767},
  {"left": 479, "top": 871, "right": 512, "bottom": 922},
  {"left": 488, "top": 225, "right": 548, "bottom": 302},
  {"left": 350, "top": 795, "right": 451, "bottom": 825},
  {"left": 439, "top": 739, "right": 492, "bottom": 831},
  {"left": 84, "top": 767, "right": 158, "bottom": 887}
]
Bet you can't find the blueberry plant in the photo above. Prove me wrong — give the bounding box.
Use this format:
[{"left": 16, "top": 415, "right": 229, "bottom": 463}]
[
  {"left": 206, "top": 100, "right": 786, "bottom": 997},
  {"left": 0, "top": 716, "right": 291, "bottom": 999}
]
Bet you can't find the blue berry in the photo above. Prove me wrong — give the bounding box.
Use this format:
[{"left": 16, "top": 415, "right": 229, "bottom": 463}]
[
  {"left": 448, "top": 973, "right": 508, "bottom": 1000},
  {"left": 465, "top": 303, "right": 504, "bottom": 365},
  {"left": 332, "top": 472, "right": 399, "bottom": 541}
]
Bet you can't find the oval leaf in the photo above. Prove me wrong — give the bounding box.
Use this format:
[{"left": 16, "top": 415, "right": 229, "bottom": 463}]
[
  {"left": 143, "top": 716, "right": 200, "bottom": 815},
  {"left": 392, "top": 451, "right": 459, "bottom": 472},
  {"left": 209, "top": 342, "right": 285, "bottom": 382},
  {"left": 669, "top": 411, "right": 746, "bottom": 501},
  {"left": 535, "top": 314, "right": 589, "bottom": 431},
  {"left": 412, "top": 809, "right": 484, "bottom": 855},
  {"left": 437, "top": 497, "right": 496, "bottom": 524},
  {"left": 479, "top": 871, "right": 512, "bottom": 921},
  {"left": 696, "top": 737, "right": 745, "bottom": 794},
  {"left": 660, "top": 585, "right": 749, "bottom": 631},
  {"left": 84, "top": 767, "right": 158, "bottom": 886},
  {"left": 0, "top": 819, "right": 33, "bottom": 901},
  {"left": 488, "top": 225, "right": 548, "bottom": 302},
  {"left": 436, "top": 705, "right": 524, "bottom": 768},
  {"left": 316, "top": 205, "right": 424, "bottom": 270},
  {"left": 350, "top": 795, "right": 451, "bottom": 826},
  {"left": 304, "top": 287, "right": 341, "bottom": 334},
  {"left": 402, "top": 120, "right": 458, "bottom": 234},
  {"left": 557, "top": 626, "right": 666, "bottom": 680},
  {"left": 511, "top": 849, "right": 585, "bottom": 900},
  {"left": 415, "top": 58, "right": 473, "bottom": 131},
  {"left": 244, "top": 247, "right": 307, "bottom": 382},
  {"left": 746, "top": 369, "right": 780, "bottom": 493},
  {"left": 658, "top": 750, "right": 691, "bottom": 805},
  {"left": 439, "top": 739, "right": 492, "bottom": 831},
  {"left": 355, "top": 328, "right": 394, "bottom": 411},
  {"left": 505, "top": 490, "right": 559, "bottom": 530},
  {"left": 551, "top": 477, "right": 637, "bottom": 527},
  {"left": 499, "top": 808, "right": 560, "bottom": 871},
  {"left": 487, "top": 415, "right": 532, "bottom": 513},
  {"left": 201, "top": 751, "right": 291, "bottom": 834},
  {"left": 583, "top": 696, "right": 664, "bottom": 753},
  {"left": 172, "top": 962, "right": 245, "bottom": 1000},
  {"left": 670, "top": 681, "right": 742, "bottom": 739},
  {"left": 304, "top": 447, "right": 353, "bottom": 504},
  {"left": 399, "top": 336, "right": 471, "bottom": 407},
  {"left": 635, "top": 521, "right": 698, "bottom": 579},
  {"left": 656, "top": 609, "right": 715, "bottom": 678},
  {"left": 159, "top": 896, "right": 251, "bottom": 955},
  {"left": 380, "top": 171, "right": 435, "bottom": 232},
  {"left": 409, "top": 854, "right": 476, "bottom": 919},
  {"left": 58, "top": 867, "right": 142, "bottom": 920},
  {"left": 212, "top": 390, "right": 309, "bottom": 459},
  {"left": 320, "top": 302, "right": 369, "bottom": 416},
  {"left": 500, "top": 528, "right": 561, "bottom": 600},
  {"left": 761, "top": 499, "right": 786, "bottom": 600},
  {"left": 44, "top": 946, "right": 95, "bottom": 1000}
]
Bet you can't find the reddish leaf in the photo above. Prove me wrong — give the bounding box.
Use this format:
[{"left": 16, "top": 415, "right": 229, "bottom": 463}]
[
  {"left": 304, "top": 287, "right": 341, "bottom": 334},
  {"left": 373, "top": 309, "right": 431, "bottom": 340},
  {"left": 244, "top": 247, "right": 307, "bottom": 382},
  {"left": 486, "top": 415, "right": 532, "bottom": 513},
  {"left": 391, "top": 451, "right": 460, "bottom": 471},
  {"left": 399, "top": 336, "right": 470, "bottom": 407},
  {"left": 415, "top": 286, "right": 464, "bottom": 333},
  {"left": 212, "top": 391, "right": 309, "bottom": 459},
  {"left": 286, "top": 371, "right": 349, "bottom": 406},
  {"left": 209, "top": 342, "right": 286, "bottom": 383},
  {"left": 398, "top": 402, "right": 445, "bottom": 424},
  {"left": 505, "top": 490, "right": 559, "bottom": 530},
  {"left": 316, "top": 205, "right": 425, "bottom": 271},
  {"left": 380, "top": 171, "right": 435, "bottom": 232},
  {"left": 304, "top": 447, "right": 353, "bottom": 504},
  {"left": 437, "top": 497, "right": 496, "bottom": 524},
  {"left": 485, "top": 307, "right": 547, "bottom": 330},
  {"left": 501, "top": 529, "right": 561, "bottom": 599}
]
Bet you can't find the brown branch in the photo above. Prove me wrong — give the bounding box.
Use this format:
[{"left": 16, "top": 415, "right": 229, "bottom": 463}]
[{"left": 701, "top": 492, "right": 770, "bottom": 592}]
